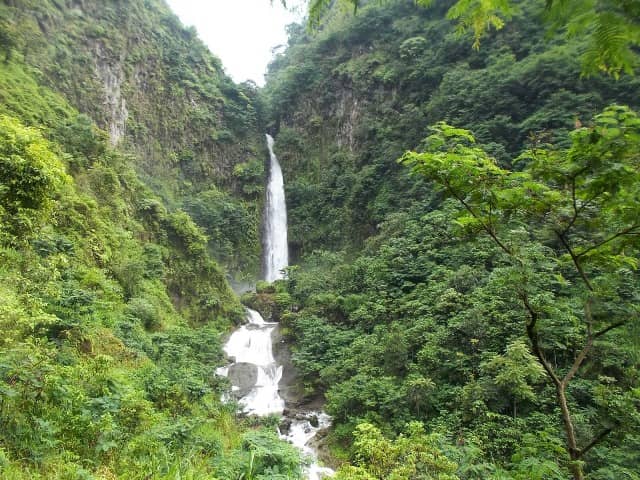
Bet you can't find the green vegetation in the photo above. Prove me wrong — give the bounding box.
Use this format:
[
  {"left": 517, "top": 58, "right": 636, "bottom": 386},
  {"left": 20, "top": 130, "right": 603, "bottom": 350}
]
[
  {"left": 0, "top": 1, "right": 304, "bottom": 478},
  {"left": 2, "top": 0, "right": 639, "bottom": 478},
  {"left": 0, "top": 96, "right": 302, "bottom": 479},
  {"left": 304, "top": 0, "right": 640, "bottom": 76},
  {"left": 334, "top": 422, "right": 459, "bottom": 480},
  {"left": 0, "top": 115, "right": 69, "bottom": 241},
  {"left": 1, "top": 0, "right": 266, "bottom": 277},
  {"left": 266, "top": 0, "right": 640, "bottom": 478},
  {"left": 277, "top": 109, "right": 640, "bottom": 477},
  {"left": 265, "top": 0, "right": 639, "bottom": 259},
  {"left": 400, "top": 106, "right": 640, "bottom": 479}
]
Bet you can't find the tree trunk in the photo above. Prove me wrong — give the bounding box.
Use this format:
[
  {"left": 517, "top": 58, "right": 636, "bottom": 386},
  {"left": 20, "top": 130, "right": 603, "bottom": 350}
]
[{"left": 556, "top": 382, "right": 584, "bottom": 480}]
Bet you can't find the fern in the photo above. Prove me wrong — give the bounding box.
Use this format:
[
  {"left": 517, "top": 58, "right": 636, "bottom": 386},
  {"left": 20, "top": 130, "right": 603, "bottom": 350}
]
[
  {"left": 447, "top": 0, "right": 516, "bottom": 49},
  {"left": 581, "top": 11, "right": 640, "bottom": 77},
  {"left": 307, "top": 0, "right": 359, "bottom": 28}
]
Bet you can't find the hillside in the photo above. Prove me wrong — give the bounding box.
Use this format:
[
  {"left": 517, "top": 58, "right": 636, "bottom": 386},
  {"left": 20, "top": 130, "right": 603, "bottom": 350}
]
[
  {"left": 1, "top": 0, "right": 266, "bottom": 275},
  {"left": 0, "top": 1, "right": 305, "bottom": 478},
  {"left": 263, "top": 1, "right": 640, "bottom": 479},
  {"left": 264, "top": 0, "right": 639, "bottom": 258}
]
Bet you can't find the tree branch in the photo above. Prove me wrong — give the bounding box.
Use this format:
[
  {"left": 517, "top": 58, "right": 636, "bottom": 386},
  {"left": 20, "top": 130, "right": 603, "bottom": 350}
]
[
  {"left": 444, "top": 181, "right": 513, "bottom": 256},
  {"left": 563, "top": 305, "right": 627, "bottom": 390},
  {"left": 594, "top": 320, "right": 627, "bottom": 339},
  {"left": 576, "top": 224, "right": 640, "bottom": 259},
  {"left": 578, "top": 427, "right": 614, "bottom": 458},
  {"left": 560, "top": 176, "right": 580, "bottom": 237},
  {"left": 559, "top": 167, "right": 595, "bottom": 237},
  {"left": 522, "top": 294, "right": 561, "bottom": 386},
  {"left": 563, "top": 338, "right": 593, "bottom": 385},
  {"left": 554, "top": 230, "right": 594, "bottom": 291}
]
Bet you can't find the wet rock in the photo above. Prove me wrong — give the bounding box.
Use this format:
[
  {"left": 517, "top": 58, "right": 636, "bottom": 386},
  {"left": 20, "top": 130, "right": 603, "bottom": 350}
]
[
  {"left": 227, "top": 362, "right": 258, "bottom": 398},
  {"left": 308, "top": 427, "right": 338, "bottom": 470},
  {"left": 309, "top": 415, "right": 319, "bottom": 428},
  {"left": 279, "top": 418, "right": 292, "bottom": 436},
  {"left": 241, "top": 291, "right": 278, "bottom": 321},
  {"left": 272, "top": 327, "right": 306, "bottom": 405}
]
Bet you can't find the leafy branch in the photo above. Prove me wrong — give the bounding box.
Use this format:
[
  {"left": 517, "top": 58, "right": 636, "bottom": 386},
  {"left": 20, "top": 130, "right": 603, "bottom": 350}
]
[{"left": 399, "top": 106, "right": 640, "bottom": 479}]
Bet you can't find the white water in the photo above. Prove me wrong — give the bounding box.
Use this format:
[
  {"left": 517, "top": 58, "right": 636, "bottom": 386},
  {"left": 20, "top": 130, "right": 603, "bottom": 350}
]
[
  {"left": 281, "top": 413, "right": 335, "bottom": 480},
  {"left": 264, "top": 134, "right": 289, "bottom": 282},
  {"left": 217, "top": 134, "right": 333, "bottom": 479},
  {"left": 220, "top": 308, "right": 284, "bottom": 416},
  {"left": 218, "top": 308, "right": 334, "bottom": 478}
]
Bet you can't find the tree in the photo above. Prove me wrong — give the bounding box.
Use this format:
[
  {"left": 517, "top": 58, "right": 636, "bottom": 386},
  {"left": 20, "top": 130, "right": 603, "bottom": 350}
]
[
  {"left": 481, "top": 340, "right": 545, "bottom": 418},
  {"left": 301, "top": 0, "right": 639, "bottom": 76},
  {"left": 399, "top": 105, "right": 640, "bottom": 480},
  {"left": 335, "top": 422, "right": 460, "bottom": 479},
  {"left": 0, "top": 19, "right": 15, "bottom": 62}
]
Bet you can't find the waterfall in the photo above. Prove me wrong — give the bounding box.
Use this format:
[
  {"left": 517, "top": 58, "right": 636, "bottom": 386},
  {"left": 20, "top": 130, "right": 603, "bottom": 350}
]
[
  {"left": 264, "top": 134, "right": 289, "bottom": 282},
  {"left": 217, "top": 134, "right": 333, "bottom": 479}
]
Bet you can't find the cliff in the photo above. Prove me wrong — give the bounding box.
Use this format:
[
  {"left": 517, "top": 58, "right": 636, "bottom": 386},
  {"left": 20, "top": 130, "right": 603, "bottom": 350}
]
[{"left": 264, "top": 1, "right": 640, "bottom": 258}]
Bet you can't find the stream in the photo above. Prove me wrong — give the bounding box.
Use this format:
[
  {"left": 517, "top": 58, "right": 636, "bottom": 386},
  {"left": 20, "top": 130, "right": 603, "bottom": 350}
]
[{"left": 218, "top": 307, "right": 334, "bottom": 479}]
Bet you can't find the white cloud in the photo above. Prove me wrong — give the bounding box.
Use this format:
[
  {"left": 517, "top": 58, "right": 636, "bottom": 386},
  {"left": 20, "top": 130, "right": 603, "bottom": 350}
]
[{"left": 166, "top": 0, "right": 303, "bottom": 86}]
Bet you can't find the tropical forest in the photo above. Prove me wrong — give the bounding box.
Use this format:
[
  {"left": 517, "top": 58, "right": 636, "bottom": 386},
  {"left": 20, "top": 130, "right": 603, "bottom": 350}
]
[{"left": 0, "top": 0, "right": 638, "bottom": 479}]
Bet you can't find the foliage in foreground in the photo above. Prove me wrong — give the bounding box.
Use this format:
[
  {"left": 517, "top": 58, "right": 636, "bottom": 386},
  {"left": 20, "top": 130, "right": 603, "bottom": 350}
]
[
  {"left": 400, "top": 105, "right": 640, "bottom": 479},
  {"left": 278, "top": 107, "right": 640, "bottom": 478},
  {"left": 0, "top": 44, "right": 300, "bottom": 480}
]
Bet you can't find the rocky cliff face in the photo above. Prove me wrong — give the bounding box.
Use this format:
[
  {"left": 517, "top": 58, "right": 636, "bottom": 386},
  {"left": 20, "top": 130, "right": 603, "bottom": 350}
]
[
  {"left": 3, "top": 0, "right": 264, "bottom": 196},
  {"left": 94, "top": 42, "right": 128, "bottom": 145},
  {"left": 263, "top": 1, "right": 640, "bottom": 258}
]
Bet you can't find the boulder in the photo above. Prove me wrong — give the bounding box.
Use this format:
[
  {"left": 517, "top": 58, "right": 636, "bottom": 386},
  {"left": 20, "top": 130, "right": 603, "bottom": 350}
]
[{"left": 227, "top": 362, "right": 258, "bottom": 398}]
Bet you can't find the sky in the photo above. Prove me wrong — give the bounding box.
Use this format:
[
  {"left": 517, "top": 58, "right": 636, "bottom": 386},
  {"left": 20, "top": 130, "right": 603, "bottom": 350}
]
[{"left": 166, "top": 0, "right": 304, "bottom": 86}]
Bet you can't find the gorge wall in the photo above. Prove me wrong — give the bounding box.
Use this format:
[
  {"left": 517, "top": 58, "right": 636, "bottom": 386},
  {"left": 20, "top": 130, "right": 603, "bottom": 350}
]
[
  {"left": 260, "top": 2, "right": 640, "bottom": 478},
  {"left": 264, "top": 1, "right": 640, "bottom": 259},
  {"left": 2, "top": 0, "right": 266, "bottom": 274}
]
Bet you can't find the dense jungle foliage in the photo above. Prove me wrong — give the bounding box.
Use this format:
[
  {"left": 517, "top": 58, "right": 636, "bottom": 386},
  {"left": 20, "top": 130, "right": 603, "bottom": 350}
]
[
  {"left": 0, "top": 0, "right": 304, "bottom": 478},
  {"left": 265, "top": 0, "right": 639, "bottom": 258},
  {"left": 264, "top": 0, "right": 640, "bottom": 478},
  {"left": 1, "top": 0, "right": 639, "bottom": 478},
  {"left": 1, "top": 0, "right": 266, "bottom": 276}
]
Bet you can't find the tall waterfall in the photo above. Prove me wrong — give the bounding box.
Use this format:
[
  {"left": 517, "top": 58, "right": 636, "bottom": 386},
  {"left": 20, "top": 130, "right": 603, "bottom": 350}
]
[
  {"left": 217, "top": 134, "right": 333, "bottom": 479},
  {"left": 264, "top": 134, "right": 289, "bottom": 282}
]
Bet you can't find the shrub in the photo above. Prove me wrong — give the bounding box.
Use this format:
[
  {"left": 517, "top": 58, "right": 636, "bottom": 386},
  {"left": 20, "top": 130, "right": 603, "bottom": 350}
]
[{"left": 0, "top": 115, "right": 69, "bottom": 242}]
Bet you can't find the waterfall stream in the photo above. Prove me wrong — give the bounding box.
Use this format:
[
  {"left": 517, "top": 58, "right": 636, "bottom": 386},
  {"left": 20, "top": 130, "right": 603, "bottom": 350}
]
[
  {"left": 264, "top": 134, "right": 289, "bottom": 282},
  {"left": 218, "top": 308, "right": 284, "bottom": 416},
  {"left": 217, "top": 135, "right": 334, "bottom": 480}
]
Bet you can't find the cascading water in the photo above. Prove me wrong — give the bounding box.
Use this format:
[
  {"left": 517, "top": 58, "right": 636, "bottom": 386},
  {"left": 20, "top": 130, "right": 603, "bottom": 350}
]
[
  {"left": 283, "top": 412, "right": 335, "bottom": 480},
  {"left": 264, "top": 134, "right": 289, "bottom": 282},
  {"left": 218, "top": 308, "right": 284, "bottom": 416},
  {"left": 218, "top": 135, "right": 333, "bottom": 479}
]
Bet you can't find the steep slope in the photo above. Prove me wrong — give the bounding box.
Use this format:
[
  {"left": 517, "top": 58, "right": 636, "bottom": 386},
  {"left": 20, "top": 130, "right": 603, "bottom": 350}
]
[
  {"left": 262, "top": 1, "right": 640, "bottom": 478},
  {"left": 0, "top": 1, "right": 306, "bottom": 479},
  {"left": 264, "top": 0, "right": 640, "bottom": 259},
  {"left": 1, "top": 0, "right": 265, "bottom": 274}
]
